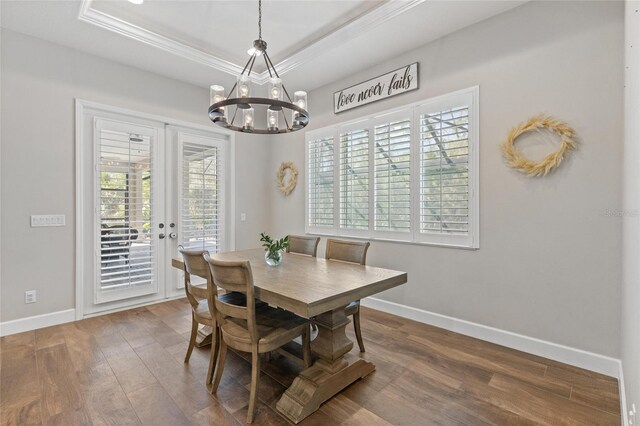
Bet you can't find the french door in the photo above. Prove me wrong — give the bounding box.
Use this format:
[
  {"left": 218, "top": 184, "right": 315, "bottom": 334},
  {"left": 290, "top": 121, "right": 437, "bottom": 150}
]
[
  {"left": 77, "top": 101, "right": 233, "bottom": 316},
  {"left": 95, "top": 118, "right": 162, "bottom": 304}
]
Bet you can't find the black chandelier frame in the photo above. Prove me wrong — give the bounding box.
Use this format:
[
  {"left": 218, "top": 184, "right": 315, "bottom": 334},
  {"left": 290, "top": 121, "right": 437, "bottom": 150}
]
[{"left": 208, "top": 1, "right": 310, "bottom": 134}]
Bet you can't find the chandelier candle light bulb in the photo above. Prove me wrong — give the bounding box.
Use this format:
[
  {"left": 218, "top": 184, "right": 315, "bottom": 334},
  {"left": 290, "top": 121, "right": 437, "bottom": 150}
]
[
  {"left": 292, "top": 91, "right": 308, "bottom": 129},
  {"left": 267, "top": 110, "right": 279, "bottom": 132},
  {"left": 243, "top": 108, "right": 255, "bottom": 132},
  {"left": 209, "top": 85, "right": 226, "bottom": 119}
]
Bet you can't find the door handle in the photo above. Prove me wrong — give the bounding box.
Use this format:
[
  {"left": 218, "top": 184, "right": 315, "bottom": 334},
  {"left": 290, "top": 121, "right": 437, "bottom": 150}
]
[
  {"left": 169, "top": 232, "right": 177, "bottom": 239},
  {"left": 159, "top": 233, "right": 166, "bottom": 239}
]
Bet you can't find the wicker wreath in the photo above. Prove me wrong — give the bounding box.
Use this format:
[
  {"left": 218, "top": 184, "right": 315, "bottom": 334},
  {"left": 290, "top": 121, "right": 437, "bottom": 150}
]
[
  {"left": 501, "top": 115, "right": 577, "bottom": 177},
  {"left": 276, "top": 161, "right": 298, "bottom": 195}
]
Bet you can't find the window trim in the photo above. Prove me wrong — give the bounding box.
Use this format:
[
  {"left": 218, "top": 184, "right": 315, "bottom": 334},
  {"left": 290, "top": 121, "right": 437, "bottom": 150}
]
[{"left": 305, "top": 86, "right": 479, "bottom": 249}]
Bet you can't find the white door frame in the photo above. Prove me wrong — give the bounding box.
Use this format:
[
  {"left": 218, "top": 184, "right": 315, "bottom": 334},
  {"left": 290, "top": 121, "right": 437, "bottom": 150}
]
[{"left": 75, "top": 99, "right": 236, "bottom": 320}]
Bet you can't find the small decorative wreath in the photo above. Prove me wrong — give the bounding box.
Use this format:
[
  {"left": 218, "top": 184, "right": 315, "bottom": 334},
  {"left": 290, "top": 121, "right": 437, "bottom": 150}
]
[
  {"left": 276, "top": 161, "right": 298, "bottom": 195},
  {"left": 501, "top": 115, "right": 577, "bottom": 177}
]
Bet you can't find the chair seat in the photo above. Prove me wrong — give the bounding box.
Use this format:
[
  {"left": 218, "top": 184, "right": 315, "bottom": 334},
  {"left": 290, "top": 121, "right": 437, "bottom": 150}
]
[
  {"left": 221, "top": 307, "right": 308, "bottom": 350},
  {"left": 344, "top": 300, "right": 360, "bottom": 316},
  {"left": 195, "top": 292, "right": 252, "bottom": 319}
]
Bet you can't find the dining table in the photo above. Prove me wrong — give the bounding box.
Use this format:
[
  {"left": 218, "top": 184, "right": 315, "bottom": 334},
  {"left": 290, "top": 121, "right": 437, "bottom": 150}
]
[{"left": 172, "top": 247, "right": 407, "bottom": 424}]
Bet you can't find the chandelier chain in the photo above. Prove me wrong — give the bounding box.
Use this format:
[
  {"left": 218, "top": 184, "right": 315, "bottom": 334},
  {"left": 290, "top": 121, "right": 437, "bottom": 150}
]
[{"left": 258, "top": 0, "right": 262, "bottom": 40}]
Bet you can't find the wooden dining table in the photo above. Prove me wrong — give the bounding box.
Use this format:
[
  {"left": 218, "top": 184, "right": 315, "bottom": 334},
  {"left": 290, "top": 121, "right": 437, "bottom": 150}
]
[{"left": 172, "top": 247, "right": 407, "bottom": 424}]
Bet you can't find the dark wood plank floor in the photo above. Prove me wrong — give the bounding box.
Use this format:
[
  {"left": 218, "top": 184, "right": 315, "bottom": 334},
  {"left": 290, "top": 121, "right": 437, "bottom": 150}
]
[{"left": 0, "top": 299, "right": 620, "bottom": 425}]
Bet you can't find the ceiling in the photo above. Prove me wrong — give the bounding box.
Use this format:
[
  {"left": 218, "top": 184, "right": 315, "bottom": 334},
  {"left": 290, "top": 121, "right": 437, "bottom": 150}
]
[{"left": 0, "top": 0, "right": 527, "bottom": 92}]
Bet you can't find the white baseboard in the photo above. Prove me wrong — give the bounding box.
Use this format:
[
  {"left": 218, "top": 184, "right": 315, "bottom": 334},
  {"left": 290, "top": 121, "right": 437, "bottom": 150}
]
[
  {"left": 0, "top": 309, "right": 76, "bottom": 337},
  {"left": 619, "top": 363, "right": 629, "bottom": 426},
  {"left": 361, "top": 297, "right": 621, "bottom": 379}
]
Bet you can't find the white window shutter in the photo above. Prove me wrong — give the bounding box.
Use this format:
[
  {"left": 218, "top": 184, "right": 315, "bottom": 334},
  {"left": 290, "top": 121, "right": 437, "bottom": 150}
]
[
  {"left": 180, "top": 142, "right": 223, "bottom": 252},
  {"left": 339, "top": 128, "right": 370, "bottom": 233},
  {"left": 374, "top": 117, "right": 411, "bottom": 235},
  {"left": 307, "top": 135, "right": 335, "bottom": 232},
  {"left": 418, "top": 102, "right": 471, "bottom": 244}
]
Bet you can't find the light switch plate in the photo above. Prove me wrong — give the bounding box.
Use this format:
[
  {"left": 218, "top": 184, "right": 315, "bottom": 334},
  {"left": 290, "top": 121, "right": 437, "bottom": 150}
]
[
  {"left": 31, "top": 214, "right": 66, "bottom": 227},
  {"left": 25, "top": 290, "right": 37, "bottom": 304}
]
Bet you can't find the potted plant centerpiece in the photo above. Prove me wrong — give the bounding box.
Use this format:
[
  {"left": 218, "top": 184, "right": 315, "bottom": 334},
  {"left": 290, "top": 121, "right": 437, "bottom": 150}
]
[{"left": 260, "top": 233, "right": 289, "bottom": 266}]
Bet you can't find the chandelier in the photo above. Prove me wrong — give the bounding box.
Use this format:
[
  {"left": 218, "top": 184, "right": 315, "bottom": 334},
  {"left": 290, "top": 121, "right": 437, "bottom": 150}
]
[{"left": 208, "top": 0, "right": 309, "bottom": 134}]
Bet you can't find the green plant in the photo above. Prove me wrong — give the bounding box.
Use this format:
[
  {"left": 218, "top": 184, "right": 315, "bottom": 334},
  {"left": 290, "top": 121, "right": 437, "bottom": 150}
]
[{"left": 260, "top": 232, "right": 289, "bottom": 263}]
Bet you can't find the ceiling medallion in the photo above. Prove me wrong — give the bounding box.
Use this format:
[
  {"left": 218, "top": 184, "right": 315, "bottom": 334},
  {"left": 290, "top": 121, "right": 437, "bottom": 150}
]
[{"left": 208, "top": 0, "right": 309, "bottom": 134}]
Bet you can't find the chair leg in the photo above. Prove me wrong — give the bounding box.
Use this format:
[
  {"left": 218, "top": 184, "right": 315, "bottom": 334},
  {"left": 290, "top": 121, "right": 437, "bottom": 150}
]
[
  {"left": 184, "top": 314, "right": 198, "bottom": 363},
  {"left": 353, "top": 310, "right": 365, "bottom": 353},
  {"left": 302, "top": 324, "right": 311, "bottom": 368},
  {"left": 206, "top": 327, "right": 220, "bottom": 385},
  {"left": 211, "top": 339, "right": 227, "bottom": 393},
  {"left": 247, "top": 348, "right": 261, "bottom": 424}
]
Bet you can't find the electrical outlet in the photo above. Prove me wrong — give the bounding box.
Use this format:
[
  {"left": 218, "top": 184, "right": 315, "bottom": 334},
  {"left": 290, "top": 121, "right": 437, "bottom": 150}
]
[
  {"left": 25, "top": 290, "right": 37, "bottom": 304},
  {"left": 630, "top": 403, "right": 637, "bottom": 425},
  {"left": 31, "top": 214, "right": 65, "bottom": 227}
]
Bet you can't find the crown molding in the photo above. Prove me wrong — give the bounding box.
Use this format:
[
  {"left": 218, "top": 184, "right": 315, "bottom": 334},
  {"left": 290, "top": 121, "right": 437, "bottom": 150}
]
[
  {"left": 271, "top": 0, "right": 426, "bottom": 78},
  {"left": 78, "top": 0, "right": 426, "bottom": 85},
  {"left": 78, "top": 0, "right": 244, "bottom": 77}
]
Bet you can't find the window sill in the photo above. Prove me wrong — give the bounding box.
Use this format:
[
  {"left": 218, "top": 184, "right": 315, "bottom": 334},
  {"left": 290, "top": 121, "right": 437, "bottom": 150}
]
[{"left": 305, "top": 230, "right": 479, "bottom": 251}]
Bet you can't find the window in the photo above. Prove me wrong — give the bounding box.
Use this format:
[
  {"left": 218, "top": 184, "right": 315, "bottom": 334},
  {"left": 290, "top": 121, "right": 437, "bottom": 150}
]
[
  {"left": 97, "top": 125, "right": 154, "bottom": 296},
  {"left": 307, "top": 135, "right": 334, "bottom": 232},
  {"left": 180, "top": 137, "right": 225, "bottom": 253},
  {"left": 374, "top": 115, "right": 411, "bottom": 234},
  {"left": 305, "top": 87, "right": 478, "bottom": 248},
  {"left": 340, "top": 126, "right": 369, "bottom": 233}
]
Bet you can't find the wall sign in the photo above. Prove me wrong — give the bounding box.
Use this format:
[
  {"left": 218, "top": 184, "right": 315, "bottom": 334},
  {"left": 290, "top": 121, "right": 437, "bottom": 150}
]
[{"left": 333, "top": 62, "right": 419, "bottom": 114}]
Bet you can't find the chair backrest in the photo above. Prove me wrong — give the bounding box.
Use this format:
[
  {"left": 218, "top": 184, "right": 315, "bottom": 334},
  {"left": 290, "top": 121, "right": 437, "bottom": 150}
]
[
  {"left": 325, "top": 239, "right": 370, "bottom": 265},
  {"left": 286, "top": 235, "right": 320, "bottom": 257},
  {"left": 178, "top": 246, "right": 213, "bottom": 313},
  {"left": 204, "top": 255, "right": 258, "bottom": 342}
]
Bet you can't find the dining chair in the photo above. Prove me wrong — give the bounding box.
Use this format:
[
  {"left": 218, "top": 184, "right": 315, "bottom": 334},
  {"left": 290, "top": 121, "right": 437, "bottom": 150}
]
[
  {"left": 286, "top": 235, "right": 320, "bottom": 257},
  {"left": 178, "top": 247, "right": 248, "bottom": 386},
  {"left": 286, "top": 235, "right": 321, "bottom": 331},
  {"left": 204, "top": 255, "right": 311, "bottom": 424},
  {"left": 325, "top": 239, "right": 370, "bottom": 353}
]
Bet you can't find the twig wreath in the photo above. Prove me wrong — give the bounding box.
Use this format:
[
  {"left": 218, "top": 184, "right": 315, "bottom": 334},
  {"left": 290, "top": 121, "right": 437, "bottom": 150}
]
[
  {"left": 501, "top": 115, "right": 577, "bottom": 177},
  {"left": 276, "top": 161, "right": 298, "bottom": 195}
]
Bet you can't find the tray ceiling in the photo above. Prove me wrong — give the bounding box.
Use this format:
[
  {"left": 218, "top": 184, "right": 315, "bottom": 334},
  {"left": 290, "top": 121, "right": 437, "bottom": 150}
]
[{"left": 1, "top": 0, "right": 527, "bottom": 91}]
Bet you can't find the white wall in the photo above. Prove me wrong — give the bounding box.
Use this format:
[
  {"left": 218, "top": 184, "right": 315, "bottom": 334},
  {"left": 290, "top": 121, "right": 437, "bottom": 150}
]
[
  {"left": 268, "top": 1, "right": 624, "bottom": 357},
  {"left": 623, "top": 0, "right": 640, "bottom": 415},
  {"left": 0, "top": 29, "right": 271, "bottom": 322}
]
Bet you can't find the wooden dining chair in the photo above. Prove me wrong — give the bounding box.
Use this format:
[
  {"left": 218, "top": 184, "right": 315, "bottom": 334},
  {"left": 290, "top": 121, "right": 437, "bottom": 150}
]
[
  {"left": 325, "top": 239, "right": 370, "bottom": 353},
  {"left": 286, "top": 235, "right": 320, "bottom": 257},
  {"left": 179, "top": 247, "right": 248, "bottom": 386},
  {"left": 204, "top": 255, "right": 311, "bottom": 424}
]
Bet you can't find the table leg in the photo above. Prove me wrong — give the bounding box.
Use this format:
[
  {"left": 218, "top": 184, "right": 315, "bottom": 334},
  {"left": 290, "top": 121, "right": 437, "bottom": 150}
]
[
  {"left": 195, "top": 325, "right": 213, "bottom": 347},
  {"left": 276, "top": 306, "right": 375, "bottom": 424}
]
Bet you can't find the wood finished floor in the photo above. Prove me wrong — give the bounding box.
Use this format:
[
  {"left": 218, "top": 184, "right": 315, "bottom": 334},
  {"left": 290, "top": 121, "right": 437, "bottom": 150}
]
[{"left": 0, "top": 298, "right": 620, "bottom": 425}]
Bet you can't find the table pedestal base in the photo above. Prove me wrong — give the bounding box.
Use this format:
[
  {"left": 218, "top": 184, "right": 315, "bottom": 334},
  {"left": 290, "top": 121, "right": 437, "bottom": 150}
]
[
  {"left": 195, "top": 325, "right": 213, "bottom": 348},
  {"left": 276, "top": 354, "right": 374, "bottom": 423},
  {"left": 276, "top": 307, "right": 375, "bottom": 424}
]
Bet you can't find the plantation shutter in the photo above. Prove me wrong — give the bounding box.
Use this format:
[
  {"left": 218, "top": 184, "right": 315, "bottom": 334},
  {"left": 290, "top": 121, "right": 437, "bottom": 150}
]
[
  {"left": 340, "top": 127, "right": 370, "bottom": 233},
  {"left": 307, "top": 135, "right": 335, "bottom": 231},
  {"left": 97, "top": 125, "right": 155, "bottom": 295},
  {"left": 419, "top": 103, "right": 471, "bottom": 238},
  {"left": 374, "top": 116, "right": 411, "bottom": 235},
  {"left": 180, "top": 141, "right": 224, "bottom": 252}
]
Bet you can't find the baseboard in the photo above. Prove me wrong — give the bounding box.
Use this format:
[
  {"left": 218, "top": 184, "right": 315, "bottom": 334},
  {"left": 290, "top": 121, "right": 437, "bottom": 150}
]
[
  {"left": 361, "top": 297, "right": 621, "bottom": 379},
  {"left": 619, "top": 362, "right": 629, "bottom": 426},
  {"left": 0, "top": 309, "right": 76, "bottom": 337}
]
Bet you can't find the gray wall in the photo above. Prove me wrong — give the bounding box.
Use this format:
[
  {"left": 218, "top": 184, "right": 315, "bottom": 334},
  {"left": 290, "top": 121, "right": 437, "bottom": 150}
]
[
  {"left": 0, "top": 1, "right": 626, "bottom": 363},
  {"left": 268, "top": 1, "right": 624, "bottom": 357},
  {"left": 623, "top": 0, "right": 640, "bottom": 415},
  {"left": 0, "top": 29, "right": 271, "bottom": 322}
]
